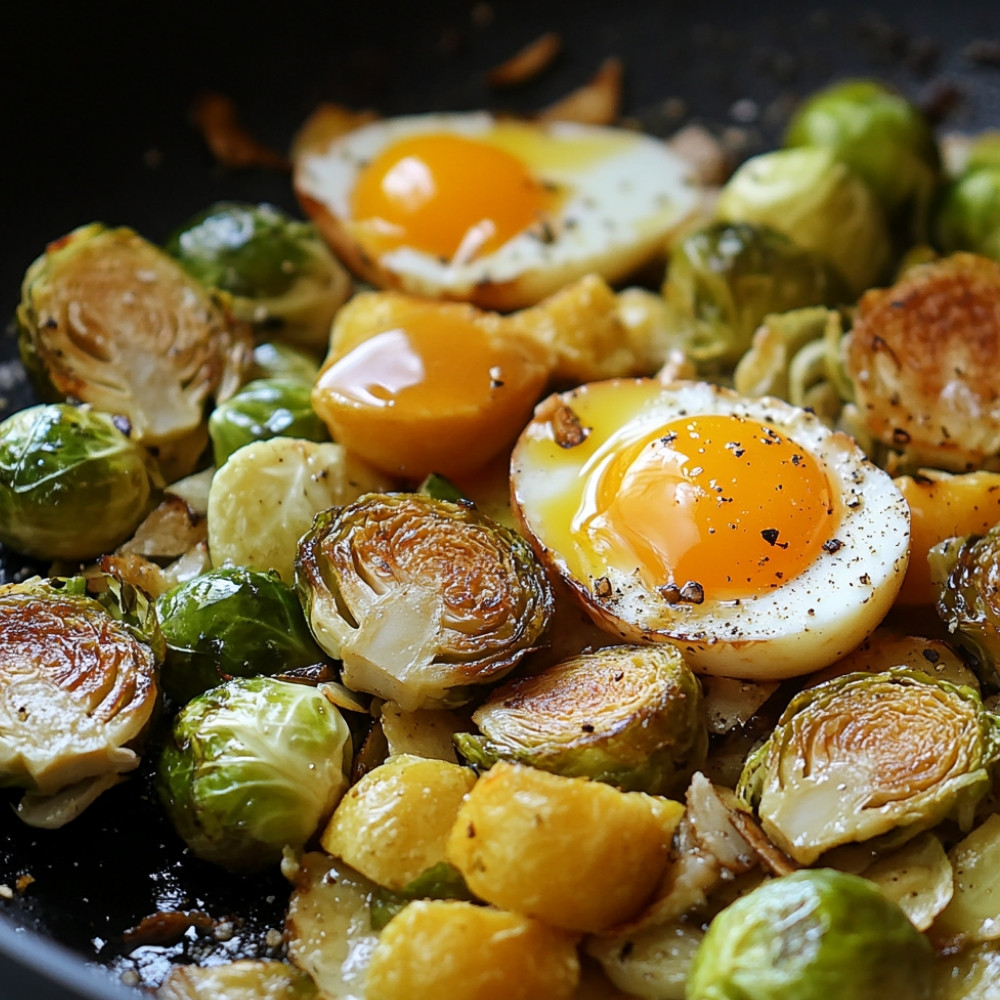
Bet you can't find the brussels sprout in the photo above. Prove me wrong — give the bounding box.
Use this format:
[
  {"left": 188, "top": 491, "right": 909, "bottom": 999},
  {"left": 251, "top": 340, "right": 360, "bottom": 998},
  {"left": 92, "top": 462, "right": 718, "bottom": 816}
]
[
  {"left": 784, "top": 79, "right": 941, "bottom": 236},
  {"left": 208, "top": 378, "right": 329, "bottom": 467},
  {"left": 249, "top": 340, "right": 322, "bottom": 384},
  {"left": 208, "top": 438, "right": 394, "bottom": 583},
  {"left": 165, "top": 201, "right": 352, "bottom": 351},
  {"left": 715, "top": 146, "right": 892, "bottom": 295},
  {"left": 0, "top": 402, "right": 155, "bottom": 561},
  {"left": 157, "top": 960, "right": 320, "bottom": 1000},
  {"left": 296, "top": 492, "right": 554, "bottom": 710},
  {"left": 15, "top": 224, "right": 251, "bottom": 475},
  {"left": 738, "top": 669, "right": 1000, "bottom": 865},
  {"left": 932, "top": 523, "right": 1000, "bottom": 686},
  {"left": 455, "top": 644, "right": 707, "bottom": 796},
  {"left": 935, "top": 166, "right": 1000, "bottom": 261},
  {"left": 661, "top": 221, "right": 845, "bottom": 371},
  {"left": 686, "top": 868, "right": 934, "bottom": 1000},
  {"left": 157, "top": 676, "right": 352, "bottom": 872},
  {"left": 156, "top": 566, "right": 327, "bottom": 703},
  {"left": 0, "top": 575, "right": 162, "bottom": 827}
]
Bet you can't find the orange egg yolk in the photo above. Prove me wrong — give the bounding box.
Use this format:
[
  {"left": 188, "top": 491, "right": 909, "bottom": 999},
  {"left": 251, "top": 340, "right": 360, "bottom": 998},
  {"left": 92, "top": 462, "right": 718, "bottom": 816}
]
[
  {"left": 317, "top": 306, "right": 517, "bottom": 415},
  {"left": 350, "top": 133, "right": 553, "bottom": 262},
  {"left": 577, "top": 413, "right": 837, "bottom": 601}
]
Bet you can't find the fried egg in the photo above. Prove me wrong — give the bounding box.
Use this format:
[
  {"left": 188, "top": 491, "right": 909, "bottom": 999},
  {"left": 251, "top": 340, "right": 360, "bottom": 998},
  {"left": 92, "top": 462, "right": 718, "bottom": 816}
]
[
  {"left": 510, "top": 379, "right": 910, "bottom": 679},
  {"left": 293, "top": 112, "right": 700, "bottom": 310}
]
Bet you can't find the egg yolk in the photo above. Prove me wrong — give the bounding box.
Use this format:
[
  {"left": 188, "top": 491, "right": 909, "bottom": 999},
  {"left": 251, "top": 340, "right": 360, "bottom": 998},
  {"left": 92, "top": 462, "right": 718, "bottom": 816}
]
[
  {"left": 318, "top": 307, "right": 514, "bottom": 414},
  {"left": 350, "top": 133, "right": 553, "bottom": 262},
  {"left": 312, "top": 299, "right": 550, "bottom": 479},
  {"left": 576, "top": 414, "right": 836, "bottom": 601}
]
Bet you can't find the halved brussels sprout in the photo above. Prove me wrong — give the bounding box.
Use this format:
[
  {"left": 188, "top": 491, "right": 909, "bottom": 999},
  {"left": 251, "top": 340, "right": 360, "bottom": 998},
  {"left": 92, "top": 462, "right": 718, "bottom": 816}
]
[
  {"left": 784, "top": 79, "right": 941, "bottom": 236},
  {"left": 283, "top": 852, "right": 380, "bottom": 998},
  {"left": 296, "top": 493, "right": 554, "bottom": 710},
  {"left": 661, "top": 221, "right": 845, "bottom": 371},
  {"left": 0, "top": 402, "right": 155, "bottom": 561},
  {"left": 686, "top": 868, "right": 934, "bottom": 1000},
  {"left": 157, "top": 960, "right": 320, "bottom": 1000},
  {"left": 935, "top": 166, "right": 1000, "bottom": 261},
  {"left": 931, "top": 523, "right": 1000, "bottom": 686},
  {"left": 165, "top": 201, "right": 352, "bottom": 351},
  {"left": 454, "top": 643, "right": 707, "bottom": 796},
  {"left": 0, "top": 575, "right": 162, "bottom": 827},
  {"left": 715, "top": 147, "right": 892, "bottom": 295},
  {"left": 208, "top": 378, "right": 329, "bottom": 467},
  {"left": 157, "top": 676, "right": 352, "bottom": 872},
  {"left": 15, "top": 224, "right": 251, "bottom": 475},
  {"left": 156, "top": 566, "right": 327, "bottom": 703},
  {"left": 737, "top": 669, "right": 1000, "bottom": 865}
]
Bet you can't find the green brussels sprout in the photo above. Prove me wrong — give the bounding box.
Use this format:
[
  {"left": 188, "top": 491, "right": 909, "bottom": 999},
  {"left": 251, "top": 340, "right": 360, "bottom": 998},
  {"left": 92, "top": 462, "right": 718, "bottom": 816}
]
[
  {"left": 661, "top": 221, "right": 845, "bottom": 371},
  {"left": 165, "top": 202, "right": 352, "bottom": 351},
  {"left": 784, "top": 79, "right": 941, "bottom": 235},
  {"left": 296, "top": 492, "right": 554, "bottom": 710},
  {"left": 686, "top": 868, "right": 934, "bottom": 1000},
  {"left": 963, "top": 131, "right": 1000, "bottom": 173},
  {"left": 156, "top": 566, "right": 327, "bottom": 703},
  {"left": 0, "top": 575, "right": 162, "bottom": 827},
  {"left": 715, "top": 146, "right": 892, "bottom": 296},
  {"left": 935, "top": 166, "right": 1000, "bottom": 261},
  {"left": 208, "top": 378, "right": 330, "bottom": 467},
  {"left": 931, "top": 523, "right": 1000, "bottom": 685},
  {"left": 249, "top": 340, "right": 322, "bottom": 384},
  {"left": 15, "top": 224, "right": 251, "bottom": 479},
  {"left": 157, "top": 675, "right": 352, "bottom": 873},
  {"left": 737, "top": 669, "right": 1000, "bottom": 865},
  {"left": 455, "top": 644, "right": 707, "bottom": 796},
  {"left": 0, "top": 403, "right": 155, "bottom": 561}
]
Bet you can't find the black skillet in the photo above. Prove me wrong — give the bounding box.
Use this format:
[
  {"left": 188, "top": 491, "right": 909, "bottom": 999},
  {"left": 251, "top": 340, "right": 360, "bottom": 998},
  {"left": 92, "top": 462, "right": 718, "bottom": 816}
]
[{"left": 3, "top": 2, "right": 1000, "bottom": 996}]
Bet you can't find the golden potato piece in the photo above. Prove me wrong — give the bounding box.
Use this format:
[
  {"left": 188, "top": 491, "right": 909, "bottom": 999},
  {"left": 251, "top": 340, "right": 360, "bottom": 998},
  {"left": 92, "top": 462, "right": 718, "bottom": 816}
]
[
  {"left": 894, "top": 469, "right": 1000, "bottom": 606},
  {"left": 320, "top": 754, "right": 476, "bottom": 889},
  {"left": 446, "top": 761, "right": 682, "bottom": 933},
  {"left": 365, "top": 899, "right": 580, "bottom": 1000},
  {"left": 846, "top": 253, "right": 1000, "bottom": 471}
]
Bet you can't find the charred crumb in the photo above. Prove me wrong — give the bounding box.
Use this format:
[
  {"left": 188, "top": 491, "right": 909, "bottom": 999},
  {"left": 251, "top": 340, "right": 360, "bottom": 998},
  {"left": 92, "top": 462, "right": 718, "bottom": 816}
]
[{"left": 552, "top": 404, "right": 589, "bottom": 448}]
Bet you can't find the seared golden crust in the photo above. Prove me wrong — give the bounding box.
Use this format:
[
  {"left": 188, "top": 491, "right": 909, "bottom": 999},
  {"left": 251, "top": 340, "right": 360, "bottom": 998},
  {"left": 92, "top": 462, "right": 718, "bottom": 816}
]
[{"left": 846, "top": 253, "right": 1000, "bottom": 470}]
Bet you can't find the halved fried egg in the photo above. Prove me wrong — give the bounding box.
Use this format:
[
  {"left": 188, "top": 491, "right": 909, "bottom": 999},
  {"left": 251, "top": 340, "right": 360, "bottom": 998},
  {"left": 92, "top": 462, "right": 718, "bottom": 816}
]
[
  {"left": 293, "top": 111, "right": 700, "bottom": 310},
  {"left": 510, "top": 379, "right": 910, "bottom": 679}
]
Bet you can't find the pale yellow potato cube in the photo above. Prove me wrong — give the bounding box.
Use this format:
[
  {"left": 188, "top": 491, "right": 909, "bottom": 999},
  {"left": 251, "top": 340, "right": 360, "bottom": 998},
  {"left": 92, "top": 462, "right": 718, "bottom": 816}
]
[
  {"left": 320, "top": 753, "right": 476, "bottom": 889},
  {"left": 446, "top": 761, "right": 683, "bottom": 933},
  {"left": 365, "top": 899, "right": 579, "bottom": 1000}
]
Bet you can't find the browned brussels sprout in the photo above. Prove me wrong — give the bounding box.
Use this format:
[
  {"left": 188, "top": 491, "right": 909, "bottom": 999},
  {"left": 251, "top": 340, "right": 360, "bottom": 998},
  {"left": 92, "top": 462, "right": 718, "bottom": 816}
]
[
  {"left": 455, "top": 643, "right": 707, "bottom": 795},
  {"left": 296, "top": 492, "right": 554, "bottom": 710},
  {"left": 737, "top": 669, "right": 1000, "bottom": 865},
  {"left": 0, "top": 575, "right": 162, "bottom": 827},
  {"left": 15, "top": 223, "right": 252, "bottom": 478}
]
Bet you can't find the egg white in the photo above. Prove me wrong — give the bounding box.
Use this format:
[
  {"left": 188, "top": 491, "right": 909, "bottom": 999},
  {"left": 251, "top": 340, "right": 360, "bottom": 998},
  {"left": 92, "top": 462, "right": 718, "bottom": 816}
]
[
  {"left": 510, "top": 379, "right": 911, "bottom": 680},
  {"left": 294, "top": 111, "right": 701, "bottom": 310}
]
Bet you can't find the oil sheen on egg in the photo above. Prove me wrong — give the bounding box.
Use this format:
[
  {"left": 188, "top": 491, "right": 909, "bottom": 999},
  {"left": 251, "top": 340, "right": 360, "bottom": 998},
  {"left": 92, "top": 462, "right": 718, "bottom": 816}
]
[
  {"left": 293, "top": 112, "right": 700, "bottom": 310},
  {"left": 510, "top": 379, "right": 910, "bottom": 680}
]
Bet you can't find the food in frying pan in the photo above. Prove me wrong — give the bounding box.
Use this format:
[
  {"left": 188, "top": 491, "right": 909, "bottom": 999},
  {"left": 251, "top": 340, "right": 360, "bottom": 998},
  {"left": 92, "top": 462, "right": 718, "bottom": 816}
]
[
  {"left": 293, "top": 111, "right": 701, "bottom": 310},
  {"left": 0, "top": 575, "right": 162, "bottom": 828},
  {"left": 165, "top": 201, "right": 353, "bottom": 353},
  {"left": 684, "top": 868, "right": 935, "bottom": 1000},
  {"left": 4, "top": 61, "right": 1000, "bottom": 998},
  {"left": 510, "top": 378, "right": 909, "bottom": 679},
  {"left": 296, "top": 492, "right": 554, "bottom": 710}
]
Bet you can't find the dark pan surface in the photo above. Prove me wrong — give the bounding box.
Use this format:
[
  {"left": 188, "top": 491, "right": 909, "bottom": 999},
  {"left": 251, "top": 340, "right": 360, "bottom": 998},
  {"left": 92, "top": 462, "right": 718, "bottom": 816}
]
[{"left": 2, "top": 2, "right": 1000, "bottom": 996}]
